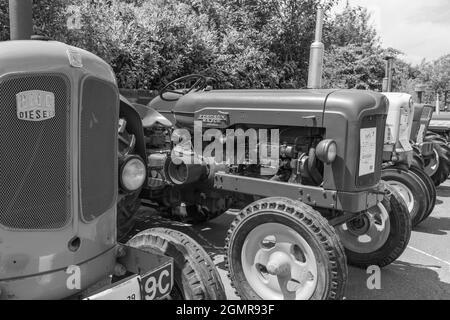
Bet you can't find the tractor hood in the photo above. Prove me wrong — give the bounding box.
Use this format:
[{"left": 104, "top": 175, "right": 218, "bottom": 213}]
[{"left": 150, "top": 89, "right": 388, "bottom": 129}]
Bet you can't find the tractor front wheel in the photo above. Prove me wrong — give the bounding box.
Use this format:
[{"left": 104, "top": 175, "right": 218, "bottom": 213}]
[
  {"left": 127, "top": 228, "right": 226, "bottom": 300},
  {"left": 424, "top": 134, "right": 450, "bottom": 186},
  {"left": 226, "top": 197, "right": 347, "bottom": 300},
  {"left": 336, "top": 182, "right": 411, "bottom": 268},
  {"left": 382, "top": 167, "right": 428, "bottom": 227},
  {"left": 409, "top": 165, "right": 437, "bottom": 223}
]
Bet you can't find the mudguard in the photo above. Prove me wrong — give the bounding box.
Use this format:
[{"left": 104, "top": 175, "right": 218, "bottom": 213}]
[{"left": 120, "top": 95, "right": 147, "bottom": 165}]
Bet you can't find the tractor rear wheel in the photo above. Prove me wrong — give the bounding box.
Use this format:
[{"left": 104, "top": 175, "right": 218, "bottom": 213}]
[
  {"left": 424, "top": 135, "right": 450, "bottom": 186},
  {"left": 226, "top": 197, "right": 347, "bottom": 300},
  {"left": 127, "top": 228, "right": 226, "bottom": 300},
  {"left": 382, "top": 167, "right": 428, "bottom": 227},
  {"left": 336, "top": 182, "right": 411, "bottom": 268}
]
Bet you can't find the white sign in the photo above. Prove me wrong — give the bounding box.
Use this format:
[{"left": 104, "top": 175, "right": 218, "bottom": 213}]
[
  {"left": 360, "top": 128, "right": 377, "bottom": 176},
  {"left": 16, "top": 90, "right": 55, "bottom": 121}
]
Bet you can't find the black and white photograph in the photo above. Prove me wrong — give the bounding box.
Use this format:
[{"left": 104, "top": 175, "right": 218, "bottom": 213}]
[{"left": 0, "top": 0, "right": 450, "bottom": 306}]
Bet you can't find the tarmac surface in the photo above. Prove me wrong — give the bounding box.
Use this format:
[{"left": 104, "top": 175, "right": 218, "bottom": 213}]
[{"left": 134, "top": 180, "right": 450, "bottom": 300}]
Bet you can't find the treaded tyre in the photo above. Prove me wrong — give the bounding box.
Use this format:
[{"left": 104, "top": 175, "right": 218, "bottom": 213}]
[
  {"left": 424, "top": 134, "right": 450, "bottom": 186},
  {"left": 225, "top": 197, "right": 347, "bottom": 300},
  {"left": 127, "top": 228, "right": 226, "bottom": 300},
  {"left": 117, "top": 192, "right": 141, "bottom": 241},
  {"left": 409, "top": 165, "right": 437, "bottom": 223},
  {"left": 336, "top": 182, "right": 411, "bottom": 268},
  {"left": 382, "top": 167, "right": 428, "bottom": 227}
]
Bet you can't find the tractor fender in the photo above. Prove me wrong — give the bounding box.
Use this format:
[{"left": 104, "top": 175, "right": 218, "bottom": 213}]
[{"left": 120, "top": 95, "right": 147, "bottom": 165}]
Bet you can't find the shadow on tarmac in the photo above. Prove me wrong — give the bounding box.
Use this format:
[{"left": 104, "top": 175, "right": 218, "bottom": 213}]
[
  {"left": 346, "top": 261, "right": 450, "bottom": 300},
  {"left": 437, "top": 186, "right": 450, "bottom": 198},
  {"left": 414, "top": 216, "right": 450, "bottom": 236}
]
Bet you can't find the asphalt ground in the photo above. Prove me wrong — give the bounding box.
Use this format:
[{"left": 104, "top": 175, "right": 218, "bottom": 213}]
[{"left": 134, "top": 180, "right": 450, "bottom": 300}]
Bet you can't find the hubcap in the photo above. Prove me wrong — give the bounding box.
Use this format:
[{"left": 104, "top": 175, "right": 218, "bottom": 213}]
[
  {"left": 386, "top": 180, "right": 415, "bottom": 215},
  {"left": 336, "top": 204, "right": 391, "bottom": 254},
  {"left": 425, "top": 149, "right": 440, "bottom": 176},
  {"left": 241, "top": 223, "right": 318, "bottom": 300}
]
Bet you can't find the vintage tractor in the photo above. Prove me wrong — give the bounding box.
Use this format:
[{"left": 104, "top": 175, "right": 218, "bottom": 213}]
[
  {"left": 135, "top": 75, "right": 412, "bottom": 300},
  {"left": 429, "top": 113, "right": 450, "bottom": 142},
  {"left": 412, "top": 105, "right": 450, "bottom": 187},
  {"left": 380, "top": 93, "right": 436, "bottom": 227},
  {"left": 115, "top": 7, "right": 413, "bottom": 300},
  {"left": 0, "top": 39, "right": 225, "bottom": 300}
]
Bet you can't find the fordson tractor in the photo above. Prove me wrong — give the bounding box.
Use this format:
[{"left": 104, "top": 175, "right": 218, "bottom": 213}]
[
  {"left": 0, "top": 39, "right": 225, "bottom": 300},
  {"left": 380, "top": 93, "right": 436, "bottom": 227},
  {"left": 112, "top": 8, "right": 413, "bottom": 300},
  {"left": 411, "top": 105, "right": 450, "bottom": 187},
  {"left": 129, "top": 73, "right": 411, "bottom": 300}
]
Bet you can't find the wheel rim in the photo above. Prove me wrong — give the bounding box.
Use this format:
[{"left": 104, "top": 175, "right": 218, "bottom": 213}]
[
  {"left": 424, "top": 149, "right": 440, "bottom": 176},
  {"left": 386, "top": 180, "right": 415, "bottom": 215},
  {"left": 336, "top": 203, "right": 391, "bottom": 254},
  {"left": 241, "top": 222, "right": 318, "bottom": 300}
]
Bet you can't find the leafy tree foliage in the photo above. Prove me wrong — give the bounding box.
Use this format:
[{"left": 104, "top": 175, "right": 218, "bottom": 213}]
[{"left": 0, "top": 0, "right": 448, "bottom": 94}]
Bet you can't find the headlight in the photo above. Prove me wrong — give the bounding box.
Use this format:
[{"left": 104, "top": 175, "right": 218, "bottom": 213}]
[
  {"left": 316, "top": 139, "right": 337, "bottom": 164},
  {"left": 120, "top": 156, "right": 146, "bottom": 192}
]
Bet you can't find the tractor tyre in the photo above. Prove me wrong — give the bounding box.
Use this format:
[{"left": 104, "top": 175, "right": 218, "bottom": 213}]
[
  {"left": 426, "top": 132, "right": 448, "bottom": 144},
  {"left": 409, "top": 165, "right": 437, "bottom": 223},
  {"left": 117, "top": 192, "right": 141, "bottom": 241},
  {"left": 424, "top": 135, "right": 450, "bottom": 186},
  {"left": 225, "top": 197, "right": 347, "bottom": 300},
  {"left": 336, "top": 182, "right": 411, "bottom": 268},
  {"left": 127, "top": 228, "right": 226, "bottom": 300},
  {"left": 382, "top": 167, "right": 428, "bottom": 227}
]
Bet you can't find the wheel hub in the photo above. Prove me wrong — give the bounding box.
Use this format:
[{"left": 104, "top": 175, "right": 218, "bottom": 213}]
[
  {"left": 336, "top": 204, "right": 391, "bottom": 254},
  {"left": 424, "top": 149, "right": 440, "bottom": 176},
  {"left": 386, "top": 180, "right": 415, "bottom": 214},
  {"left": 347, "top": 215, "right": 371, "bottom": 236},
  {"left": 241, "top": 223, "right": 318, "bottom": 300}
]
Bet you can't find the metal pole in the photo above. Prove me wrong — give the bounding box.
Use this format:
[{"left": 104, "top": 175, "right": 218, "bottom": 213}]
[
  {"left": 307, "top": 6, "right": 325, "bottom": 89},
  {"left": 436, "top": 92, "right": 441, "bottom": 115},
  {"left": 383, "top": 56, "right": 394, "bottom": 92},
  {"left": 9, "top": 0, "right": 33, "bottom": 40}
]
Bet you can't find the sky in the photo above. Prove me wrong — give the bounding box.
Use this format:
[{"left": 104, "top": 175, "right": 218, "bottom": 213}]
[{"left": 334, "top": 0, "right": 450, "bottom": 65}]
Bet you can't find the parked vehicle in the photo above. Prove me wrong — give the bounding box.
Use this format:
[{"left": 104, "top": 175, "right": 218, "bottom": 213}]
[
  {"left": 412, "top": 106, "right": 450, "bottom": 187},
  {"left": 381, "top": 93, "right": 436, "bottom": 227},
  {"left": 0, "top": 40, "right": 225, "bottom": 300}
]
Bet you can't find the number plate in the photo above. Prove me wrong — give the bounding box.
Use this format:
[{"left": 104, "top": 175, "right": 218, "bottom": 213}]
[
  {"left": 84, "top": 261, "right": 173, "bottom": 300},
  {"left": 140, "top": 262, "right": 173, "bottom": 300}
]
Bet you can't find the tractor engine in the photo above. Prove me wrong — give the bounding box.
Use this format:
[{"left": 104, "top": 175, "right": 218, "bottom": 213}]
[{"left": 144, "top": 88, "right": 388, "bottom": 221}]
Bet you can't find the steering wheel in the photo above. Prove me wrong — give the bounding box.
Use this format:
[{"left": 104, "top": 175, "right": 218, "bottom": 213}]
[{"left": 159, "top": 74, "right": 208, "bottom": 102}]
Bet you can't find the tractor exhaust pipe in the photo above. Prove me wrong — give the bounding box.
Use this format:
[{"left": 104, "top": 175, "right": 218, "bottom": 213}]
[
  {"left": 382, "top": 56, "right": 394, "bottom": 92},
  {"left": 307, "top": 5, "right": 325, "bottom": 89},
  {"left": 9, "top": 0, "right": 33, "bottom": 40}
]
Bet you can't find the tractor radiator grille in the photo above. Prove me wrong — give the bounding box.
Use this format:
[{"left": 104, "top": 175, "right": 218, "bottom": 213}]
[
  {"left": 0, "top": 74, "right": 71, "bottom": 230},
  {"left": 80, "top": 78, "right": 118, "bottom": 222}
]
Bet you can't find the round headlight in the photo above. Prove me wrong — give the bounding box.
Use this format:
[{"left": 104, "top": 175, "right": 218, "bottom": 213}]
[
  {"left": 316, "top": 139, "right": 337, "bottom": 164},
  {"left": 120, "top": 156, "right": 146, "bottom": 192}
]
